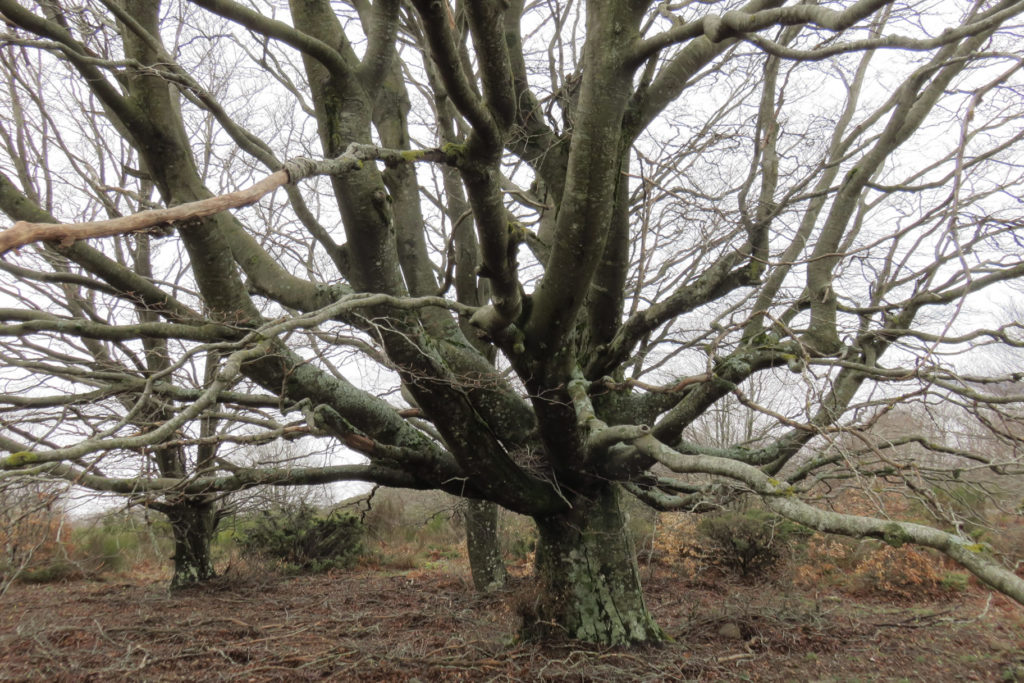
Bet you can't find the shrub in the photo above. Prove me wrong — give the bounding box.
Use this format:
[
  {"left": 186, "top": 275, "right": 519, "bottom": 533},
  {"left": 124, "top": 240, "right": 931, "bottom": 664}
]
[
  {"left": 15, "top": 560, "right": 81, "bottom": 584},
  {"left": 1, "top": 488, "right": 72, "bottom": 586},
  {"left": 851, "top": 544, "right": 944, "bottom": 599},
  {"left": 793, "top": 533, "right": 964, "bottom": 601},
  {"left": 792, "top": 534, "right": 859, "bottom": 589},
  {"left": 353, "top": 488, "right": 468, "bottom": 569},
  {"left": 70, "top": 521, "right": 144, "bottom": 574},
  {"left": 237, "top": 504, "right": 364, "bottom": 573},
  {"left": 696, "top": 509, "right": 805, "bottom": 578},
  {"left": 499, "top": 509, "right": 536, "bottom": 564},
  {"left": 651, "top": 513, "right": 699, "bottom": 568},
  {"left": 507, "top": 532, "right": 536, "bottom": 563},
  {"left": 940, "top": 571, "right": 970, "bottom": 593},
  {"left": 360, "top": 490, "right": 405, "bottom": 538}
]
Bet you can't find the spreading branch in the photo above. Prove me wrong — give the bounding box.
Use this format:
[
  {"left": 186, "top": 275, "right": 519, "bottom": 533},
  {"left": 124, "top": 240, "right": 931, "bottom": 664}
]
[{"left": 0, "top": 144, "right": 452, "bottom": 256}]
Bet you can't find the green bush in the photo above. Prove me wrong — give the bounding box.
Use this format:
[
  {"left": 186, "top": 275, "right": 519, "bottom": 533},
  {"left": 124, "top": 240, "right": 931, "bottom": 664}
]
[
  {"left": 507, "top": 533, "right": 536, "bottom": 561},
  {"left": 696, "top": 509, "right": 805, "bottom": 578},
  {"left": 14, "top": 560, "right": 81, "bottom": 584},
  {"left": 237, "top": 504, "right": 364, "bottom": 573},
  {"left": 940, "top": 571, "right": 970, "bottom": 593},
  {"left": 71, "top": 526, "right": 138, "bottom": 573},
  {"left": 499, "top": 510, "right": 536, "bottom": 562}
]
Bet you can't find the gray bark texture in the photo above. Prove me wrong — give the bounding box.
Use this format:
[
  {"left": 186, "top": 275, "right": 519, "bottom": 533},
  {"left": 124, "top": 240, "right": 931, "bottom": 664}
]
[
  {"left": 167, "top": 500, "right": 218, "bottom": 589},
  {"left": 465, "top": 499, "right": 507, "bottom": 592},
  {"left": 525, "top": 485, "right": 665, "bottom": 644}
]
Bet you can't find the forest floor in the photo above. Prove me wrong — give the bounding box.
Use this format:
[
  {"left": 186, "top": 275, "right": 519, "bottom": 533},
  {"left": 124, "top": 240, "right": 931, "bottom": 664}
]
[{"left": 2, "top": 559, "right": 1023, "bottom": 682}]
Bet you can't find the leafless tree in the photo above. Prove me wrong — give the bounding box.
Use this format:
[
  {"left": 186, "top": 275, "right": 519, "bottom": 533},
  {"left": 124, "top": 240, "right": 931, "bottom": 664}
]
[{"left": 1, "top": 0, "right": 1023, "bottom": 644}]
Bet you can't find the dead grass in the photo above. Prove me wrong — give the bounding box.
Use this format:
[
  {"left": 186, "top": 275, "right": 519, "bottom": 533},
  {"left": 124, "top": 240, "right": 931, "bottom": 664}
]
[
  {"left": 1, "top": 557, "right": 1022, "bottom": 682},
  {"left": 4, "top": 488, "right": 1022, "bottom": 679}
]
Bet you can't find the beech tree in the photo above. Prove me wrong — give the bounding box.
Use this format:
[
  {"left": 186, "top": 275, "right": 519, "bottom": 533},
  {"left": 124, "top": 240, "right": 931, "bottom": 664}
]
[{"left": 2, "top": 0, "right": 1024, "bottom": 644}]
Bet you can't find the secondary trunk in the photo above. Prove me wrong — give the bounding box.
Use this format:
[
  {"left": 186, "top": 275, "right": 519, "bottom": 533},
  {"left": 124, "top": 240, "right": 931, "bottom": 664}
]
[
  {"left": 465, "top": 499, "right": 507, "bottom": 591},
  {"left": 166, "top": 498, "right": 217, "bottom": 588},
  {"left": 523, "top": 483, "right": 665, "bottom": 645}
]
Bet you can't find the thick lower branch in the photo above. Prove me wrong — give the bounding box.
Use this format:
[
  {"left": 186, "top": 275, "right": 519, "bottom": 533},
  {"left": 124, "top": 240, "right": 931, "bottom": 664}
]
[{"left": 635, "top": 435, "right": 1024, "bottom": 607}]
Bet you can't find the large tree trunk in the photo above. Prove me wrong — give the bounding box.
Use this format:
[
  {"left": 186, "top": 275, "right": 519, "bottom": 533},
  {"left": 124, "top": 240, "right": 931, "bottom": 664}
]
[
  {"left": 166, "top": 498, "right": 217, "bottom": 588},
  {"left": 524, "top": 484, "right": 665, "bottom": 645},
  {"left": 465, "top": 499, "right": 507, "bottom": 592}
]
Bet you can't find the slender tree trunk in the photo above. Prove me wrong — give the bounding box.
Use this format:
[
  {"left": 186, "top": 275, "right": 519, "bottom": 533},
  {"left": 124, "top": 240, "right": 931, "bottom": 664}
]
[
  {"left": 166, "top": 498, "right": 217, "bottom": 588},
  {"left": 465, "top": 499, "right": 507, "bottom": 592},
  {"left": 523, "top": 483, "right": 665, "bottom": 645}
]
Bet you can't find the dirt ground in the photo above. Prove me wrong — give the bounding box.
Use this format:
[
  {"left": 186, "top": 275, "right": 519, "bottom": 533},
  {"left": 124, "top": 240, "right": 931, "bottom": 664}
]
[{"left": 2, "top": 563, "right": 1023, "bottom": 682}]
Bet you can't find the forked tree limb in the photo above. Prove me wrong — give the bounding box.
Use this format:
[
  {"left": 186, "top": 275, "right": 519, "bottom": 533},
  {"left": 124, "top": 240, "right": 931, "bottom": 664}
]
[{"left": 0, "top": 144, "right": 452, "bottom": 256}]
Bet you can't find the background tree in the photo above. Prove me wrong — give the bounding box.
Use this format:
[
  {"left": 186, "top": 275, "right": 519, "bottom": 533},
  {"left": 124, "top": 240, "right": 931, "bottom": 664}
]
[{"left": 1, "top": 0, "right": 1024, "bottom": 644}]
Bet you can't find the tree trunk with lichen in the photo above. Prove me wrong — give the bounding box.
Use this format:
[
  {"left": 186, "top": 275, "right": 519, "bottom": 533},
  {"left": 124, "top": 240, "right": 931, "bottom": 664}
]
[
  {"left": 466, "top": 498, "right": 507, "bottom": 592},
  {"left": 522, "top": 483, "right": 665, "bottom": 645},
  {"left": 166, "top": 498, "right": 218, "bottom": 588}
]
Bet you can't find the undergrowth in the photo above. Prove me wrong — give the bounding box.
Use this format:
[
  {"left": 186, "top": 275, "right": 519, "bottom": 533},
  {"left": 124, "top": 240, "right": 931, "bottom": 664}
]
[{"left": 4, "top": 484, "right": 1020, "bottom": 607}]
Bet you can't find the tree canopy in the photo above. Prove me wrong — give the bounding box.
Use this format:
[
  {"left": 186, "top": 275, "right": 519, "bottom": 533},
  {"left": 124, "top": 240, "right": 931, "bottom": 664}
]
[{"left": 1, "top": 0, "right": 1023, "bottom": 644}]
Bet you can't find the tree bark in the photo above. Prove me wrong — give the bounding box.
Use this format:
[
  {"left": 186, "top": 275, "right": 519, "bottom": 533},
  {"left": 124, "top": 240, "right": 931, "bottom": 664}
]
[
  {"left": 524, "top": 483, "right": 665, "bottom": 645},
  {"left": 465, "top": 499, "right": 507, "bottom": 592},
  {"left": 166, "top": 498, "right": 218, "bottom": 588}
]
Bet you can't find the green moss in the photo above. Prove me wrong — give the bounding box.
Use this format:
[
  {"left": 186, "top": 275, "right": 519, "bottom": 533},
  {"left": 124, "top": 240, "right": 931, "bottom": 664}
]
[
  {"left": 940, "top": 571, "right": 969, "bottom": 592},
  {"left": 512, "top": 333, "right": 525, "bottom": 355},
  {"left": 882, "top": 522, "right": 911, "bottom": 548},
  {"left": 764, "top": 478, "right": 796, "bottom": 497},
  {"left": 440, "top": 142, "right": 467, "bottom": 165},
  {"left": 400, "top": 149, "right": 426, "bottom": 162},
  {"left": 2, "top": 451, "right": 37, "bottom": 468},
  {"left": 717, "top": 355, "right": 752, "bottom": 376}
]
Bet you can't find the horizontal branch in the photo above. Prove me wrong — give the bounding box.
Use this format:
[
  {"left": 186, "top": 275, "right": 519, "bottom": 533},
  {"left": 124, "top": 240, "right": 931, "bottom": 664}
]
[
  {"left": 15, "top": 461, "right": 424, "bottom": 494},
  {"left": 0, "top": 144, "right": 453, "bottom": 256},
  {"left": 0, "top": 292, "right": 476, "bottom": 470},
  {"left": 0, "top": 171, "right": 285, "bottom": 256},
  {"left": 0, "top": 380, "right": 284, "bottom": 410},
  {"left": 631, "top": 0, "right": 1021, "bottom": 66},
  {"left": 734, "top": 2, "right": 1024, "bottom": 62},
  {"left": 0, "top": 309, "right": 238, "bottom": 342},
  {"left": 0, "top": 336, "right": 274, "bottom": 469},
  {"left": 634, "top": 434, "right": 1024, "bottom": 608}
]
